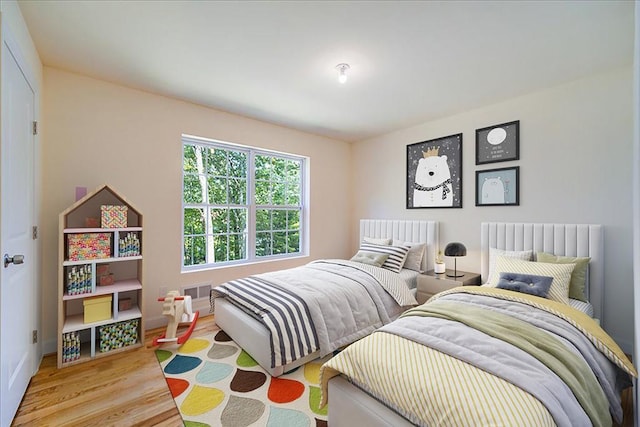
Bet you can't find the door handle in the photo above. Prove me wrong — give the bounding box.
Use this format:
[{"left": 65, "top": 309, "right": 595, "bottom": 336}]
[{"left": 4, "top": 253, "right": 25, "bottom": 268}]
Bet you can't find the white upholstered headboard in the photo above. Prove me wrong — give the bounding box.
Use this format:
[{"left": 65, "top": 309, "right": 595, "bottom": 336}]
[
  {"left": 360, "top": 219, "right": 439, "bottom": 273},
  {"left": 481, "top": 222, "right": 603, "bottom": 321}
]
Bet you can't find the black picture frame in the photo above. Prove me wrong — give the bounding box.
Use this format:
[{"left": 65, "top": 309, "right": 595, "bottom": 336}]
[
  {"left": 475, "top": 120, "right": 519, "bottom": 165},
  {"left": 406, "top": 133, "right": 462, "bottom": 209},
  {"left": 475, "top": 166, "right": 519, "bottom": 206}
]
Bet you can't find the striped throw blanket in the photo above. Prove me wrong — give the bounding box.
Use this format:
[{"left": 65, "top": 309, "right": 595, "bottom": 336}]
[{"left": 212, "top": 276, "right": 319, "bottom": 368}]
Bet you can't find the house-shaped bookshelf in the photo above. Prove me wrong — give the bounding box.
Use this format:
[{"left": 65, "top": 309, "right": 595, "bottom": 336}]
[{"left": 57, "top": 185, "right": 144, "bottom": 368}]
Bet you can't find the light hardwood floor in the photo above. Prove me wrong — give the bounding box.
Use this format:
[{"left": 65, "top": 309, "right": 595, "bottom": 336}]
[
  {"left": 11, "top": 314, "right": 634, "bottom": 426},
  {"left": 12, "top": 315, "right": 218, "bottom": 427}
]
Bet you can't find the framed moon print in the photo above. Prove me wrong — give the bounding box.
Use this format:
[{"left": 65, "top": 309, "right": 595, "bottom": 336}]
[
  {"left": 475, "top": 120, "right": 519, "bottom": 165},
  {"left": 475, "top": 166, "right": 519, "bottom": 206},
  {"left": 406, "top": 133, "right": 462, "bottom": 209}
]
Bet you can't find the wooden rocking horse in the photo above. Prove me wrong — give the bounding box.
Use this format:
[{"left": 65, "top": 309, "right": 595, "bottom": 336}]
[{"left": 152, "top": 290, "right": 199, "bottom": 346}]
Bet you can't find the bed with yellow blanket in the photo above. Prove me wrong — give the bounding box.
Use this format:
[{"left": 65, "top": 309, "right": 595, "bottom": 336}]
[
  {"left": 320, "top": 222, "right": 636, "bottom": 426},
  {"left": 321, "top": 287, "right": 635, "bottom": 426}
]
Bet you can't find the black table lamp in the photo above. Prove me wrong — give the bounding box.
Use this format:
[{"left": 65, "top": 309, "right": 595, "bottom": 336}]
[{"left": 444, "top": 242, "right": 467, "bottom": 278}]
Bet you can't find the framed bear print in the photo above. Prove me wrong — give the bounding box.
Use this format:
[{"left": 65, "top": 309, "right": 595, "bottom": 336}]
[
  {"left": 475, "top": 166, "right": 519, "bottom": 206},
  {"left": 406, "top": 133, "right": 462, "bottom": 209}
]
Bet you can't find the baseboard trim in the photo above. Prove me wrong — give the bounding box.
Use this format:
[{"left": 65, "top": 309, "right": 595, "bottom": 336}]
[{"left": 145, "top": 298, "right": 211, "bottom": 331}]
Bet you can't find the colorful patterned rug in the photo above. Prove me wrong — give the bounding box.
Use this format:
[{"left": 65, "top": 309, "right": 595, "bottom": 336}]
[{"left": 155, "top": 329, "right": 329, "bottom": 427}]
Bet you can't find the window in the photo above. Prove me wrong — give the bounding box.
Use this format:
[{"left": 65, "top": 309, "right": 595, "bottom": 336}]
[{"left": 182, "top": 135, "right": 307, "bottom": 269}]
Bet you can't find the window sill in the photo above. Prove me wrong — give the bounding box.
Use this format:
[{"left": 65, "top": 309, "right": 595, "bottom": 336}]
[{"left": 181, "top": 253, "right": 310, "bottom": 274}]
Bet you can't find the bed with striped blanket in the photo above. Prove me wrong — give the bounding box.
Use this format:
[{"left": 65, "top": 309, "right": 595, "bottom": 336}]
[
  {"left": 212, "top": 259, "right": 417, "bottom": 374},
  {"left": 211, "top": 218, "right": 438, "bottom": 377}
]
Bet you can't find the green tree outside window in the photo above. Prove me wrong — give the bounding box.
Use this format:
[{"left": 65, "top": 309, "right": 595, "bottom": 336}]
[{"left": 182, "top": 137, "right": 305, "bottom": 268}]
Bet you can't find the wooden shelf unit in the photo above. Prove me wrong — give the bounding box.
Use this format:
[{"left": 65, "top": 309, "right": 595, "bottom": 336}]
[{"left": 57, "top": 185, "right": 144, "bottom": 368}]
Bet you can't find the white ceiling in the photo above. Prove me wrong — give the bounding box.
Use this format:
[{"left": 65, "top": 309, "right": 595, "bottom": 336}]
[{"left": 18, "top": 1, "right": 634, "bottom": 142}]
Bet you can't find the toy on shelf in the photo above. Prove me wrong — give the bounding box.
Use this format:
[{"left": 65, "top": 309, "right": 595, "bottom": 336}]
[{"left": 152, "top": 290, "right": 199, "bottom": 346}]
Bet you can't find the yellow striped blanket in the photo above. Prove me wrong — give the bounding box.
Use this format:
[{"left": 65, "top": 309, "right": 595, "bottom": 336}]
[{"left": 320, "top": 287, "right": 636, "bottom": 427}]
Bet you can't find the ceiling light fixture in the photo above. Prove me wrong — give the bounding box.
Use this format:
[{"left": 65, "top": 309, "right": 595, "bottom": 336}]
[{"left": 335, "top": 63, "right": 350, "bottom": 84}]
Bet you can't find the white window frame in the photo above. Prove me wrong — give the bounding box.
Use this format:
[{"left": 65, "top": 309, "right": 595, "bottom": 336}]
[{"left": 181, "top": 134, "right": 308, "bottom": 271}]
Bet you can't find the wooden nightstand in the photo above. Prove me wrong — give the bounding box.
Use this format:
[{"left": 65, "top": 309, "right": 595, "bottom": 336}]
[{"left": 416, "top": 270, "right": 481, "bottom": 304}]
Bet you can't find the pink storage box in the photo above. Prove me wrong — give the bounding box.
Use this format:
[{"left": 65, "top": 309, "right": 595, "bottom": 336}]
[
  {"left": 96, "top": 264, "right": 110, "bottom": 275},
  {"left": 118, "top": 298, "right": 132, "bottom": 311},
  {"left": 99, "top": 273, "right": 114, "bottom": 286},
  {"left": 68, "top": 233, "right": 111, "bottom": 261},
  {"left": 101, "top": 205, "right": 128, "bottom": 228}
]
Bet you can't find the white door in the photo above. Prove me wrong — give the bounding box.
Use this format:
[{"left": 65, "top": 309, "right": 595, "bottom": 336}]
[{"left": 0, "top": 35, "right": 37, "bottom": 426}]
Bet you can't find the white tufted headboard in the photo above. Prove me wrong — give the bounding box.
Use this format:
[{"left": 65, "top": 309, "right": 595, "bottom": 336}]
[
  {"left": 481, "top": 222, "right": 603, "bottom": 322},
  {"left": 360, "top": 219, "right": 439, "bottom": 273}
]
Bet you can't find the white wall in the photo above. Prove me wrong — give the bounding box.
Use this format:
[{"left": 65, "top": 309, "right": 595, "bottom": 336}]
[
  {"left": 40, "top": 68, "right": 352, "bottom": 352},
  {"left": 352, "top": 67, "right": 634, "bottom": 352}
]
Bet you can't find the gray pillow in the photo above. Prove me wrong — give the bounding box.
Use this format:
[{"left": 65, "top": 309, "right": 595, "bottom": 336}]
[
  {"left": 350, "top": 251, "right": 389, "bottom": 267},
  {"left": 496, "top": 272, "right": 553, "bottom": 298},
  {"left": 393, "top": 240, "right": 426, "bottom": 272},
  {"left": 362, "top": 236, "right": 392, "bottom": 245}
]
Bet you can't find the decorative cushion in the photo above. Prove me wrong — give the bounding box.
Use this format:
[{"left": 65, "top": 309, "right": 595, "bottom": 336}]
[
  {"left": 350, "top": 251, "right": 389, "bottom": 268},
  {"left": 488, "top": 248, "right": 533, "bottom": 283},
  {"left": 362, "top": 236, "right": 392, "bottom": 245},
  {"left": 496, "top": 272, "right": 553, "bottom": 298},
  {"left": 359, "top": 243, "right": 411, "bottom": 273},
  {"left": 393, "top": 240, "right": 426, "bottom": 272},
  {"left": 484, "top": 256, "right": 575, "bottom": 304},
  {"left": 536, "top": 252, "right": 590, "bottom": 302}
]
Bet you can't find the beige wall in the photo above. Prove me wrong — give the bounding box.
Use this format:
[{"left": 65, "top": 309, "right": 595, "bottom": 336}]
[
  {"left": 0, "top": 1, "right": 42, "bottom": 85},
  {"left": 34, "top": 51, "right": 637, "bottom": 354},
  {"left": 41, "top": 67, "right": 352, "bottom": 351},
  {"left": 351, "top": 67, "right": 634, "bottom": 351}
]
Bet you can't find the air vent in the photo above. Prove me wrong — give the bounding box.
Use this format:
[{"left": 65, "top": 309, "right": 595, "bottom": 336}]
[{"left": 181, "top": 283, "right": 212, "bottom": 300}]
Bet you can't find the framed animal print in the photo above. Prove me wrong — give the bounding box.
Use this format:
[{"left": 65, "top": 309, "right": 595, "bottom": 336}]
[
  {"left": 406, "top": 133, "right": 462, "bottom": 209},
  {"left": 475, "top": 166, "right": 519, "bottom": 206}
]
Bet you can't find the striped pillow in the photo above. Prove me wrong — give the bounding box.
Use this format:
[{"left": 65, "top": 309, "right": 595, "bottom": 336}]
[
  {"left": 484, "top": 256, "right": 575, "bottom": 304},
  {"left": 359, "top": 243, "right": 411, "bottom": 273},
  {"left": 393, "top": 240, "right": 426, "bottom": 272},
  {"left": 488, "top": 247, "right": 533, "bottom": 283}
]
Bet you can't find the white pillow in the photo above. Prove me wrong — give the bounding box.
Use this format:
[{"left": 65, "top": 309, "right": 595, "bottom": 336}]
[
  {"left": 488, "top": 248, "right": 533, "bottom": 283},
  {"left": 363, "top": 236, "right": 392, "bottom": 245},
  {"left": 393, "top": 240, "right": 426, "bottom": 272},
  {"left": 359, "top": 243, "right": 410, "bottom": 273},
  {"left": 484, "top": 256, "right": 575, "bottom": 304}
]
